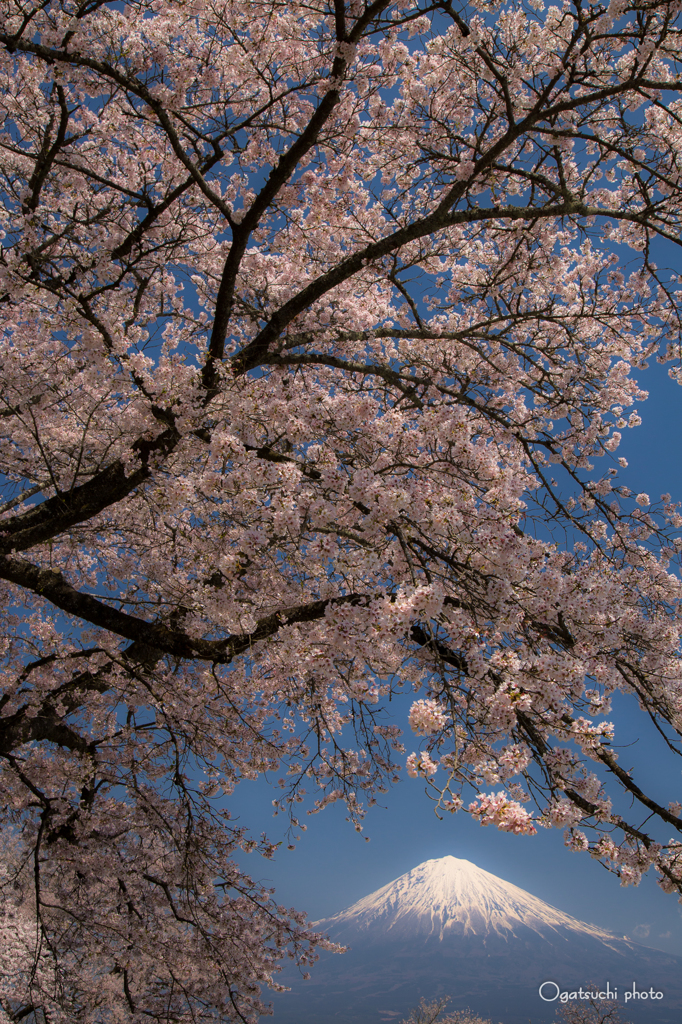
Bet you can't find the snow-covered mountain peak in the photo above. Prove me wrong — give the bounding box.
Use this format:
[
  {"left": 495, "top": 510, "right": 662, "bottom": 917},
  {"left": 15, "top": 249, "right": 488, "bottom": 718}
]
[
  {"left": 315, "top": 855, "right": 618, "bottom": 944},
  {"left": 278, "top": 859, "right": 682, "bottom": 1024}
]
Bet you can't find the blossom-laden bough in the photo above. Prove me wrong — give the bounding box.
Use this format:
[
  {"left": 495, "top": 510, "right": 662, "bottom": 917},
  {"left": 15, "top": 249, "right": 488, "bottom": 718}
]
[{"left": 1, "top": 0, "right": 682, "bottom": 1019}]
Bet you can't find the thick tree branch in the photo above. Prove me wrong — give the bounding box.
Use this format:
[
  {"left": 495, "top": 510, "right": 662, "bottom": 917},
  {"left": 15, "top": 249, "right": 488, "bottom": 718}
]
[
  {"left": 0, "top": 427, "right": 178, "bottom": 553},
  {"left": 0, "top": 552, "right": 368, "bottom": 661}
]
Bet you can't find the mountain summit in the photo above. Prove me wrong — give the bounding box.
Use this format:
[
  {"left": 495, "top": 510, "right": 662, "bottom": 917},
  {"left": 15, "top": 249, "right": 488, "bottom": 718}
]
[
  {"left": 271, "top": 856, "right": 682, "bottom": 1024},
  {"left": 315, "top": 855, "right": 616, "bottom": 945}
]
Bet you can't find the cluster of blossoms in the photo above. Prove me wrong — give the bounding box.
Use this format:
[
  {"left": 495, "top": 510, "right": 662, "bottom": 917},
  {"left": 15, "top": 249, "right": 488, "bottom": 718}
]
[
  {"left": 544, "top": 799, "right": 584, "bottom": 828},
  {"left": 565, "top": 830, "right": 590, "bottom": 853},
  {"left": 408, "top": 699, "right": 449, "bottom": 736},
  {"left": 567, "top": 717, "right": 616, "bottom": 751},
  {"left": 406, "top": 752, "right": 440, "bottom": 778},
  {"left": 467, "top": 793, "right": 537, "bottom": 836}
]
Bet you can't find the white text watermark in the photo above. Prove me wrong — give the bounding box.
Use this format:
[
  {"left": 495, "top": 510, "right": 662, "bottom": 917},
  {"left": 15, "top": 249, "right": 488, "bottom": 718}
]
[{"left": 538, "top": 982, "right": 664, "bottom": 1004}]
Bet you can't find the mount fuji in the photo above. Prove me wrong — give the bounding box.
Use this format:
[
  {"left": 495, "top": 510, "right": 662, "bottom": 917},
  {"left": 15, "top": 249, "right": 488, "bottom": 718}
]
[{"left": 268, "top": 856, "right": 682, "bottom": 1024}]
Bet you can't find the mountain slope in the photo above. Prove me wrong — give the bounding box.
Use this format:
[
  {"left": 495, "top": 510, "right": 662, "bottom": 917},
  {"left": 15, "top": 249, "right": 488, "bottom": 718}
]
[
  {"left": 314, "top": 855, "right": 620, "bottom": 945},
  {"left": 269, "top": 857, "right": 682, "bottom": 1024}
]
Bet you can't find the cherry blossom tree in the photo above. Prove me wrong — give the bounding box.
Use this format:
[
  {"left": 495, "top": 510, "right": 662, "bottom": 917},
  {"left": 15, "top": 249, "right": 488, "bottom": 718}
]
[
  {"left": 2, "top": 0, "right": 682, "bottom": 1019},
  {"left": 555, "top": 994, "right": 630, "bottom": 1024},
  {"left": 400, "top": 998, "right": 494, "bottom": 1024}
]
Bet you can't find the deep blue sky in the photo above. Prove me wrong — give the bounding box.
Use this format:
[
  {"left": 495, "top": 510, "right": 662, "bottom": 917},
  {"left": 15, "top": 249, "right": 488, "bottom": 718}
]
[{"left": 229, "top": 352, "right": 682, "bottom": 960}]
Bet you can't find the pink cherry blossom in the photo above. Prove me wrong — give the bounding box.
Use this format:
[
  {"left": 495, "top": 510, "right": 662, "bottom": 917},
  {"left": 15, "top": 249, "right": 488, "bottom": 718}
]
[
  {"left": 408, "top": 699, "right": 448, "bottom": 736},
  {"left": 467, "top": 793, "right": 537, "bottom": 836}
]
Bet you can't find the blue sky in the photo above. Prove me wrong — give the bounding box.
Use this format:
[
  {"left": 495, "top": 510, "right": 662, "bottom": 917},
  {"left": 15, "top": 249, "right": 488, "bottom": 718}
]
[{"left": 228, "top": 350, "right": 682, "bottom": 960}]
